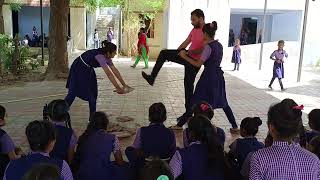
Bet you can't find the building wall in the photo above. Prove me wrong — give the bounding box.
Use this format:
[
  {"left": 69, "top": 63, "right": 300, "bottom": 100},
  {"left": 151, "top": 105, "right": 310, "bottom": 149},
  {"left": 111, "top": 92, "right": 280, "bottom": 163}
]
[
  {"left": 271, "top": 11, "right": 302, "bottom": 42},
  {"left": 148, "top": 13, "right": 164, "bottom": 58},
  {"left": 18, "top": 6, "right": 50, "bottom": 38}
]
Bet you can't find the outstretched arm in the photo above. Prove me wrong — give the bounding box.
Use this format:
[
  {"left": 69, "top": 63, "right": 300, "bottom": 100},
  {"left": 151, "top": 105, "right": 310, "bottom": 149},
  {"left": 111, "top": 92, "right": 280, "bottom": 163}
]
[
  {"left": 102, "top": 66, "right": 123, "bottom": 93},
  {"left": 179, "top": 50, "right": 204, "bottom": 68},
  {"left": 178, "top": 36, "right": 191, "bottom": 50},
  {"left": 110, "top": 65, "right": 127, "bottom": 87}
]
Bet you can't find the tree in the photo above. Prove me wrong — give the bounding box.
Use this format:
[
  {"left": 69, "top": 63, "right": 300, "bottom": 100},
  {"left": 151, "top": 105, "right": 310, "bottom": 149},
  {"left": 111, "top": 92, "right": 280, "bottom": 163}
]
[
  {"left": 0, "top": 0, "right": 4, "bottom": 34},
  {"left": 46, "top": 0, "right": 70, "bottom": 79}
]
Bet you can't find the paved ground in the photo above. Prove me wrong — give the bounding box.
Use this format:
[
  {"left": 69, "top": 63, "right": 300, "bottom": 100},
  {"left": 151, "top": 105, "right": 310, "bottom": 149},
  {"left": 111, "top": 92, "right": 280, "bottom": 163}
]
[{"left": 1, "top": 55, "right": 319, "bottom": 154}]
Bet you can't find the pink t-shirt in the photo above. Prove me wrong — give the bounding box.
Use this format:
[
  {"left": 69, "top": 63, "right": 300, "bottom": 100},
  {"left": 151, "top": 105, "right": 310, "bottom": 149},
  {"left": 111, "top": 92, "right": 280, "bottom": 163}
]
[{"left": 188, "top": 28, "right": 204, "bottom": 59}]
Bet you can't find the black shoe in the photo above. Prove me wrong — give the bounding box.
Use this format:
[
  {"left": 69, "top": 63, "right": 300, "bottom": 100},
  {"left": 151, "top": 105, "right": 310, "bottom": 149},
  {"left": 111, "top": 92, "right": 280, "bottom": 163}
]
[
  {"left": 268, "top": 85, "right": 273, "bottom": 90},
  {"left": 281, "top": 88, "right": 286, "bottom": 91},
  {"left": 142, "top": 71, "right": 154, "bottom": 86}
]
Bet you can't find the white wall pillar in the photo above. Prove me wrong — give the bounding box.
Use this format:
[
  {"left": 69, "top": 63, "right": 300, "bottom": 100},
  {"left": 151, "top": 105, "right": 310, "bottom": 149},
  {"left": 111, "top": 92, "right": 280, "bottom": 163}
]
[
  {"left": 3, "top": 5, "right": 12, "bottom": 37},
  {"left": 70, "top": 7, "right": 86, "bottom": 50}
]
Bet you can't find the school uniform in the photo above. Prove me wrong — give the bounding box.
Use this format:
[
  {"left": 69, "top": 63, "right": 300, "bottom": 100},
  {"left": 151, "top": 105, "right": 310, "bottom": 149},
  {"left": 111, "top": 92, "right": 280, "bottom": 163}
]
[
  {"left": 231, "top": 45, "right": 241, "bottom": 70},
  {"left": 50, "top": 122, "right": 78, "bottom": 161},
  {"left": 186, "top": 40, "right": 238, "bottom": 128},
  {"left": 183, "top": 127, "right": 225, "bottom": 148},
  {"left": 75, "top": 129, "right": 129, "bottom": 180},
  {"left": 269, "top": 49, "right": 288, "bottom": 89},
  {"left": 65, "top": 49, "right": 114, "bottom": 116},
  {"left": 229, "top": 137, "right": 264, "bottom": 168},
  {"left": 170, "top": 141, "right": 223, "bottom": 180},
  {"left": 126, "top": 123, "right": 176, "bottom": 169},
  {"left": 306, "top": 130, "right": 320, "bottom": 143},
  {"left": 4, "top": 152, "right": 73, "bottom": 180},
  {"left": 0, "top": 129, "right": 15, "bottom": 179}
]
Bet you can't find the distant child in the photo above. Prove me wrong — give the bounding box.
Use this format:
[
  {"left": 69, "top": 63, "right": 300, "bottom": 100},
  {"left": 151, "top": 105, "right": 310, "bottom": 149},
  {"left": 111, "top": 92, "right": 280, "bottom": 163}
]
[
  {"left": 139, "top": 158, "right": 174, "bottom": 180},
  {"left": 308, "top": 136, "right": 320, "bottom": 159},
  {"left": 183, "top": 102, "right": 225, "bottom": 147},
  {"left": 44, "top": 99, "right": 78, "bottom": 164},
  {"left": 306, "top": 109, "right": 320, "bottom": 143},
  {"left": 0, "top": 105, "right": 22, "bottom": 179},
  {"left": 73, "top": 111, "right": 128, "bottom": 180},
  {"left": 131, "top": 28, "right": 149, "bottom": 69},
  {"left": 3, "top": 120, "right": 73, "bottom": 180},
  {"left": 268, "top": 40, "right": 288, "bottom": 91},
  {"left": 169, "top": 115, "right": 224, "bottom": 180},
  {"left": 93, "top": 29, "right": 99, "bottom": 49},
  {"left": 232, "top": 38, "right": 241, "bottom": 71},
  {"left": 228, "top": 117, "right": 264, "bottom": 178},
  {"left": 126, "top": 103, "right": 176, "bottom": 172}
]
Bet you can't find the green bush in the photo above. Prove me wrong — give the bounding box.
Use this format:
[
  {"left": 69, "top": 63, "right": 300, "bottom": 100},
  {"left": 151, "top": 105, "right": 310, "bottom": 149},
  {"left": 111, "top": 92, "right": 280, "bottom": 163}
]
[{"left": 316, "top": 58, "right": 320, "bottom": 67}]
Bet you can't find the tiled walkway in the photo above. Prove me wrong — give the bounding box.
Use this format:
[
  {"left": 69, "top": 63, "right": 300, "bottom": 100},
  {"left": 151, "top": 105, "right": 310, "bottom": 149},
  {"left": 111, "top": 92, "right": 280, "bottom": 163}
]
[{"left": 1, "top": 57, "right": 319, "bottom": 152}]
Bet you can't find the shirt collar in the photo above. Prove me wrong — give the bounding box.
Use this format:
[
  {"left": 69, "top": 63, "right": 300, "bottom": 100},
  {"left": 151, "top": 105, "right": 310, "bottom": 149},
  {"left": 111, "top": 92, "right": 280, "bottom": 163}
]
[
  {"left": 189, "top": 141, "right": 201, "bottom": 146},
  {"left": 52, "top": 121, "right": 65, "bottom": 126},
  {"left": 272, "top": 141, "right": 299, "bottom": 147},
  {"left": 31, "top": 151, "right": 50, "bottom": 157}
]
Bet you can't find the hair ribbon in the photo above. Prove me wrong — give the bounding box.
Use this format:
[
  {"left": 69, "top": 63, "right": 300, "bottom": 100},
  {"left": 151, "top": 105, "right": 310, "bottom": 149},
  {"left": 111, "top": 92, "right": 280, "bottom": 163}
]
[
  {"left": 293, "top": 105, "right": 304, "bottom": 110},
  {"left": 200, "top": 104, "right": 209, "bottom": 111},
  {"left": 157, "top": 175, "right": 169, "bottom": 180}
]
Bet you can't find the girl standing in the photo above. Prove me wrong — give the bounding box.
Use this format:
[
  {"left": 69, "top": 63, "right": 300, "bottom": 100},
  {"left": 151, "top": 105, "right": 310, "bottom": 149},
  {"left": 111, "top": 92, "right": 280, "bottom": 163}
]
[
  {"left": 65, "top": 41, "right": 133, "bottom": 119},
  {"left": 131, "top": 28, "right": 149, "bottom": 69},
  {"left": 232, "top": 39, "right": 241, "bottom": 71},
  {"left": 179, "top": 21, "right": 239, "bottom": 134},
  {"left": 268, "top": 40, "right": 288, "bottom": 91}
]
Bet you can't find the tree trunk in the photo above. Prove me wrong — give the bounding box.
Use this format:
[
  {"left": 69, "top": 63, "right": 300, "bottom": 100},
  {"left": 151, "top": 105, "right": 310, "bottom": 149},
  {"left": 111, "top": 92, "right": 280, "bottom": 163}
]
[
  {"left": 0, "top": 0, "right": 4, "bottom": 34},
  {"left": 12, "top": 34, "right": 19, "bottom": 75},
  {"left": 46, "top": 0, "right": 70, "bottom": 80}
]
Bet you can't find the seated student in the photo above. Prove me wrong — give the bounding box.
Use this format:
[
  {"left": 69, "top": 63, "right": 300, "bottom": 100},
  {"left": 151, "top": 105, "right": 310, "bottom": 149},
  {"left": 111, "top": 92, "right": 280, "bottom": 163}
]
[
  {"left": 44, "top": 99, "right": 78, "bottom": 164},
  {"left": 308, "top": 135, "right": 320, "bottom": 159},
  {"left": 250, "top": 99, "right": 320, "bottom": 180},
  {"left": 228, "top": 117, "right": 264, "bottom": 179},
  {"left": 126, "top": 103, "right": 176, "bottom": 169},
  {"left": 23, "top": 163, "right": 60, "bottom": 180},
  {"left": 73, "top": 111, "right": 128, "bottom": 180},
  {"left": 3, "top": 120, "right": 73, "bottom": 180},
  {"left": 0, "top": 105, "right": 22, "bottom": 179},
  {"left": 228, "top": 117, "right": 264, "bottom": 167},
  {"left": 139, "top": 157, "right": 174, "bottom": 180},
  {"left": 169, "top": 115, "right": 224, "bottom": 180},
  {"left": 183, "top": 102, "right": 225, "bottom": 147},
  {"left": 306, "top": 109, "right": 320, "bottom": 143}
]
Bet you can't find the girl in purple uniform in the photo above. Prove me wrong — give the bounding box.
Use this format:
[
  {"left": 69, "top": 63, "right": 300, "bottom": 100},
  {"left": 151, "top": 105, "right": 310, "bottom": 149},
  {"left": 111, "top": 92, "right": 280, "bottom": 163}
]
[
  {"left": 268, "top": 40, "right": 288, "bottom": 91},
  {"left": 65, "top": 41, "right": 133, "bottom": 120},
  {"left": 179, "top": 21, "right": 239, "bottom": 134},
  {"left": 232, "top": 39, "right": 241, "bottom": 71},
  {"left": 0, "top": 105, "right": 22, "bottom": 179}
]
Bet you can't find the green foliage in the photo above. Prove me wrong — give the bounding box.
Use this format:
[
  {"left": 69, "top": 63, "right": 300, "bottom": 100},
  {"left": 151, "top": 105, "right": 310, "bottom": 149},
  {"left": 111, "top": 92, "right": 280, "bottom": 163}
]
[
  {"left": 0, "top": 34, "right": 33, "bottom": 74},
  {"left": 316, "top": 58, "right": 320, "bottom": 67}
]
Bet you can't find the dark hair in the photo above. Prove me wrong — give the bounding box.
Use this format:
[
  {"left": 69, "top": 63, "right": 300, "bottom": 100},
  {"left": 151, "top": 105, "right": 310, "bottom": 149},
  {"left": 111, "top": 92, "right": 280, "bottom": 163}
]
[
  {"left": 140, "top": 27, "right": 145, "bottom": 33},
  {"left": 149, "top": 103, "right": 167, "bottom": 123},
  {"left": 26, "top": 120, "right": 56, "bottom": 152},
  {"left": 43, "top": 99, "right": 71, "bottom": 128},
  {"left": 191, "top": 9, "right": 205, "bottom": 19},
  {"left": 240, "top": 117, "right": 262, "bottom": 136},
  {"left": 309, "top": 136, "right": 320, "bottom": 159},
  {"left": 188, "top": 115, "right": 224, "bottom": 172},
  {"left": 77, "top": 112, "right": 109, "bottom": 150},
  {"left": 101, "top": 41, "right": 117, "bottom": 55},
  {"left": 23, "top": 163, "right": 60, "bottom": 180},
  {"left": 94, "top": 29, "right": 97, "bottom": 31},
  {"left": 140, "top": 158, "right": 174, "bottom": 180},
  {"left": 309, "top": 109, "right": 320, "bottom": 131},
  {"left": 202, "top": 21, "right": 218, "bottom": 38},
  {"left": 193, "top": 102, "right": 214, "bottom": 120},
  {"left": 267, "top": 98, "right": 302, "bottom": 139},
  {"left": 278, "top": 40, "right": 285, "bottom": 45},
  {"left": 0, "top": 105, "right": 6, "bottom": 120}
]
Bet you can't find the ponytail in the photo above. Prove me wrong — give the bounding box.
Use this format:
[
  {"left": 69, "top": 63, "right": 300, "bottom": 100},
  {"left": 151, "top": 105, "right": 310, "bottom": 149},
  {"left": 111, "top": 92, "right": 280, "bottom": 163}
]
[
  {"left": 101, "top": 41, "right": 117, "bottom": 55},
  {"left": 188, "top": 115, "right": 224, "bottom": 173},
  {"left": 202, "top": 21, "right": 218, "bottom": 38}
]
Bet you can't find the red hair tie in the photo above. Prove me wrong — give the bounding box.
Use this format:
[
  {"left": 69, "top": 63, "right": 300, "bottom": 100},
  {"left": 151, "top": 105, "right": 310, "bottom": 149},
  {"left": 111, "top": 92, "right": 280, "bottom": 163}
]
[
  {"left": 200, "top": 104, "right": 209, "bottom": 111},
  {"left": 293, "top": 105, "right": 304, "bottom": 110}
]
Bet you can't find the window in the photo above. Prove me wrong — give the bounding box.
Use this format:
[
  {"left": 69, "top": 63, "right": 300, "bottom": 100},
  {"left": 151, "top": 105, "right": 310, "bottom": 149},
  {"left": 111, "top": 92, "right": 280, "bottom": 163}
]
[{"left": 139, "top": 14, "right": 155, "bottom": 38}]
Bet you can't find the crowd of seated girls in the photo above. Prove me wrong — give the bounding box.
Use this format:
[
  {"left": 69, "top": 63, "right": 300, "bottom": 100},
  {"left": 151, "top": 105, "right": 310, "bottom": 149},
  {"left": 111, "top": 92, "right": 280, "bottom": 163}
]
[{"left": 1, "top": 98, "right": 320, "bottom": 180}]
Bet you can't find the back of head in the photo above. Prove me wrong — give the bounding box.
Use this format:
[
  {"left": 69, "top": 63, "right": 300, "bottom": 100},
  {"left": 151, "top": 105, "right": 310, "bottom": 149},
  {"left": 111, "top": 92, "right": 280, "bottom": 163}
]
[
  {"left": 202, "top": 21, "right": 218, "bottom": 38},
  {"left": 26, "top": 120, "right": 56, "bottom": 152},
  {"left": 140, "top": 158, "right": 174, "bottom": 180},
  {"left": 308, "top": 136, "right": 320, "bottom": 159},
  {"left": 23, "top": 163, "right": 60, "bottom": 180},
  {"left": 149, "top": 103, "right": 167, "bottom": 123},
  {"left": 140, "top": 27, "right": 146, "bottom": 33},
  {"left": 47, "top": 99, "right": 70, "bottom": 122},
  {"left": 309, "top": 109, "right": 320, "bottom": 131},
  {"left": 191, "top": 9, "right": 205, "bottom": 20},
  {"left": 101, "top": 41, "right": 117, "bottom": 54},
  {"left": 240, "top": 117, "right": 262, "bottom": 136},
  {"left": 192, "top": 101, "right": 214, "bottom": 120},
  {"left": 278, "top": 40, "right": 285, "bottom": 45},
  {"left": 188, "top": 115, "right": 224, "bottom": 170},
  {"left": 267, "top": 98, "right": 302, "bottom": 139},
  {"left": 89, "top": 111, "right": 109, "bottom": 131},
  {"left": 0, "top": 105, "right": 6, "bottom": 120}
]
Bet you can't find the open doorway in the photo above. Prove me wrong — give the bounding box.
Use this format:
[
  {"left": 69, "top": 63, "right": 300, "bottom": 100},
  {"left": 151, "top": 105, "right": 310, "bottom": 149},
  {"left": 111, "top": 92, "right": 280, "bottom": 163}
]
[{"left": 240, "top": 17, "right": 258, "bottom": 45}]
